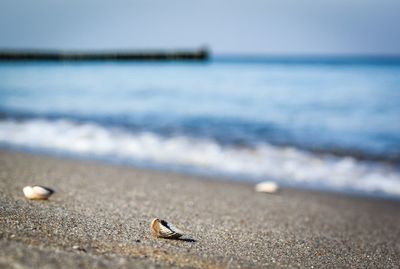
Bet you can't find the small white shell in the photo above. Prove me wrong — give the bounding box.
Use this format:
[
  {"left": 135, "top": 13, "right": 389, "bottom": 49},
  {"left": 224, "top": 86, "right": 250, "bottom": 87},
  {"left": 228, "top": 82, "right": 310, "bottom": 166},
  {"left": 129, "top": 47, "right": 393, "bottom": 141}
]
[
  {"left": 254, "top": 181, "right": 279, "bottom": 193},
  {"left": 150, "top": 218, "right": 183, "bottom": 239},
  {"left": 23, "top": 185, "right": 54, "bottom": 200}
]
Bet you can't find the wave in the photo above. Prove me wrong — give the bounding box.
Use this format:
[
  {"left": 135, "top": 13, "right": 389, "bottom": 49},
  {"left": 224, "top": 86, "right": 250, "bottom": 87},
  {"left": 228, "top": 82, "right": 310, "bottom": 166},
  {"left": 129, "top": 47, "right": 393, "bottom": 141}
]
[
  {"left": 1, "top": 118, "right": 400, "bottom": 197},
  {"left": 1, "top": 109, "right": 398, "bottom": 163}
]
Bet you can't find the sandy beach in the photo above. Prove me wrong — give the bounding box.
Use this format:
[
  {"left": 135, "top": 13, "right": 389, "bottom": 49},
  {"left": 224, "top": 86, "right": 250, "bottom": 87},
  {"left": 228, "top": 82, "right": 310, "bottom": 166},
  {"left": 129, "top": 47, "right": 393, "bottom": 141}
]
[{"left": 0, "top": 150, "right": 399, "bottom": 268}]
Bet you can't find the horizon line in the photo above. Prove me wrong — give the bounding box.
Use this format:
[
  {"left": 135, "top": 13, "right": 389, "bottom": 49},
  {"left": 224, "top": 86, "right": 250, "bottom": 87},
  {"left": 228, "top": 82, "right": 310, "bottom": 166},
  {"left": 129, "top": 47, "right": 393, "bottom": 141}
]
[
  {"left": 0, "top": 47, "right": 400, "bottom": 58},
  {"left": 0, "top": 48, "right": 400, "bottom": 63}
]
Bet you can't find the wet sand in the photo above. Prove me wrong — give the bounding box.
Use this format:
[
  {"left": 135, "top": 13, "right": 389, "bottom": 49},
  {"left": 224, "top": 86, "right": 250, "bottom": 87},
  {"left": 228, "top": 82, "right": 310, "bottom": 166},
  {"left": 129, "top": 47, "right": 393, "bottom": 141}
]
[{"left": 0, "top": 150, "right": 399, "bottom": 268}]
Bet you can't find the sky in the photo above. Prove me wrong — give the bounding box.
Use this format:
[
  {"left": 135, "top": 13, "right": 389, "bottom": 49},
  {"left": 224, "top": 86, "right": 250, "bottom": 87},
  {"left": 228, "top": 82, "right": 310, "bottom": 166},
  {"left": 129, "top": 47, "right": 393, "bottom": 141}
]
[{"left": 0, "top": 0, "right": 399, "bottom": 56}]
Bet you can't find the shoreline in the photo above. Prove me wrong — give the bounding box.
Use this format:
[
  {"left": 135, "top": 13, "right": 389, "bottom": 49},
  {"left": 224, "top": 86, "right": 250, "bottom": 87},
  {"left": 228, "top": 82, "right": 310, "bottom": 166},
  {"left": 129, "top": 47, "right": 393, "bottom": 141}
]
[
  {"left": 2, "top": 147, "right": 399, "bottom": 202},
  {"left": 1, "top": 149, "right": 399, "bottom": 268}
]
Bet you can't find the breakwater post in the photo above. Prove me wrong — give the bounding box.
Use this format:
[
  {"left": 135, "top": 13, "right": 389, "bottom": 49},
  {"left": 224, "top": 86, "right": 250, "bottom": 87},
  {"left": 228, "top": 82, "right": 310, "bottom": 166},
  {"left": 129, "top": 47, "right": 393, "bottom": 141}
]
[{"left": 0, "top": 47, "right": 209, "bottom": 61}]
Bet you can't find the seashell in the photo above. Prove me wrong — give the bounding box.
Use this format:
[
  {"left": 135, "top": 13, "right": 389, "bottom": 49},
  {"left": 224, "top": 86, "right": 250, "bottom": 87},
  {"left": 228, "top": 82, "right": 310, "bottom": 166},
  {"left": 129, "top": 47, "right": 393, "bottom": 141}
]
[
  {"left": 22, "top": 185, "right": 54, "bottom": 200},
  {"left": 254, "top": 181, "right": 279, "bottom": 193},
  {"left": 150, "top": 218, "right": 183, "bottom": 239}
]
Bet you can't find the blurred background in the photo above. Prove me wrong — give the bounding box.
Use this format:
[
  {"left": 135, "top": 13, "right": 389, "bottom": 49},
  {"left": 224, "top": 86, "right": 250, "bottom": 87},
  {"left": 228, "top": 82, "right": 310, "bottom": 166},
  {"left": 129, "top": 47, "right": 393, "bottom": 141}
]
[{"left": 0, "top": 0, "right": 399, "bottom": 198}]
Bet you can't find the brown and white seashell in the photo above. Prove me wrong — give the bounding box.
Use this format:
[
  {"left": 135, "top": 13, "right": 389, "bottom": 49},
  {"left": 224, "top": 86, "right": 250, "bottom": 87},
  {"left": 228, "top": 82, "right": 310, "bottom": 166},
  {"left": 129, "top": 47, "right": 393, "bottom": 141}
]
[
  {"left": 22, "top": 185, "right": 54, "bottom": 200},
  {"left": 254, "top": 181, "right": 279, "bottom": 193},
  {"left": 150, "top": 218, "right": 183, "bottom": 239}
]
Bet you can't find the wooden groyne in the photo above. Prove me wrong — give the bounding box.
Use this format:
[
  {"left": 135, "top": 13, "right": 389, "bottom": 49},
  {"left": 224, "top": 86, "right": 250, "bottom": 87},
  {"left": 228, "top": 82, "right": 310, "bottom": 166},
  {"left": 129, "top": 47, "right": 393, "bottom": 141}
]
[{"left": 0, "top": 48, "right": 209, "bottom": 61}]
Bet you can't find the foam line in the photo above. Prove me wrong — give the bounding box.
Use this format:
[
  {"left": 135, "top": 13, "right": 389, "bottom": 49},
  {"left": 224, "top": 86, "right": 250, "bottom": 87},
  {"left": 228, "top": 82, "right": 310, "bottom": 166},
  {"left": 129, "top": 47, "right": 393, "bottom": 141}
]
[{"left": 1, "top": 118, "right": 400, "bottom": 196}]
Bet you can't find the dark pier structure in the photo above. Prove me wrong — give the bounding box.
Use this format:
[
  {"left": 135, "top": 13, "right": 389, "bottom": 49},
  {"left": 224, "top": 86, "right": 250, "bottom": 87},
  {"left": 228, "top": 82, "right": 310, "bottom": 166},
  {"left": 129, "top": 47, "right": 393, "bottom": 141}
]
[{"left": 0, "top": 48, "right": 209, "bottom": 61}]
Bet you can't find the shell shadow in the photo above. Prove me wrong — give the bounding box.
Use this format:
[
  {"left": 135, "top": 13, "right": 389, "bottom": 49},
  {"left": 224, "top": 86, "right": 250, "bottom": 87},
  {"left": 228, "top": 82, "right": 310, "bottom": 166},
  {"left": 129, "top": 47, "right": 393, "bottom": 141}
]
[
  {"left": 164, "top": 237, "right": 196, "bottom": 243},
  {"left": 178, "top": 238, "right": 196, "bottom": 243}
]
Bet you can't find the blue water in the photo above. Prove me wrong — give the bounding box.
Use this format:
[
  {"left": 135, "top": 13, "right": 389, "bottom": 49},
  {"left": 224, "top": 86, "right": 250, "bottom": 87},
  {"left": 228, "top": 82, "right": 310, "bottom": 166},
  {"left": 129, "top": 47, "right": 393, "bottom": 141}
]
[{"left": 1, "top": 58, "right": 400, "bottom": 197}]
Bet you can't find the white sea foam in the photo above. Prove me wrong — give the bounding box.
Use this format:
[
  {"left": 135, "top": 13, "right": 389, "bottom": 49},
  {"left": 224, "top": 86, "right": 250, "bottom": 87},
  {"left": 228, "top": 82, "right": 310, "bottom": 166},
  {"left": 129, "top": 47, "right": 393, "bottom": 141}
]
[{"left": 1, "top": 118, "right": 400, "bottom": 196}]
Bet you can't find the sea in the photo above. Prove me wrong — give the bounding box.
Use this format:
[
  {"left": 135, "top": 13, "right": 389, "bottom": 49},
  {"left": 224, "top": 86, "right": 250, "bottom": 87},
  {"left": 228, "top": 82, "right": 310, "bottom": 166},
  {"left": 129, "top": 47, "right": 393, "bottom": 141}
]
[{"left": 0, "top": 57, "right": 399, "bottom": 198}]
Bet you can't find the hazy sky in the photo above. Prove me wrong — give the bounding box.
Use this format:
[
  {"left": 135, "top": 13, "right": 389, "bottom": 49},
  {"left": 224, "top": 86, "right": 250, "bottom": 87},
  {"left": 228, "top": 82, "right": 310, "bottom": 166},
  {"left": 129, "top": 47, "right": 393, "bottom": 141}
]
[{"left": 0, "top": 0, "right": 399, "bottom": 56}]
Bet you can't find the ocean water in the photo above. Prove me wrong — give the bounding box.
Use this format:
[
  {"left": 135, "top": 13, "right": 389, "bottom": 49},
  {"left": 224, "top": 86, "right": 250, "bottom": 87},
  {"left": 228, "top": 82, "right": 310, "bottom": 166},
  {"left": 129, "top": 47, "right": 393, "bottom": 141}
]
[{"left": 0, "top": 58, "right": 400, "bottom": 198}]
